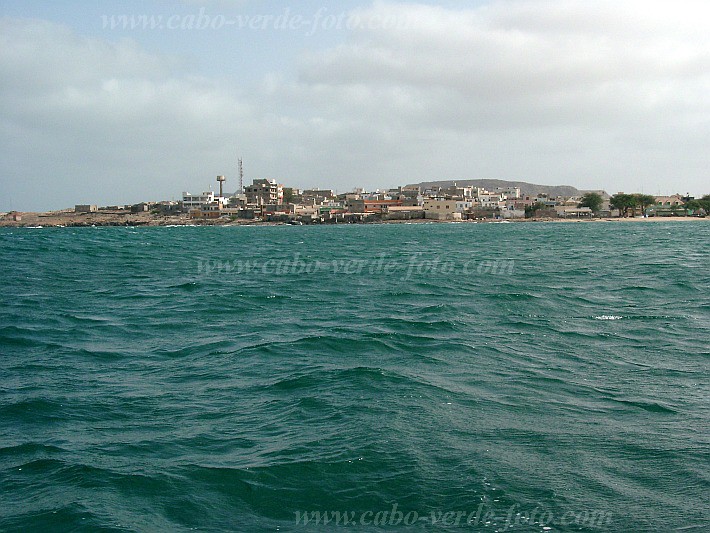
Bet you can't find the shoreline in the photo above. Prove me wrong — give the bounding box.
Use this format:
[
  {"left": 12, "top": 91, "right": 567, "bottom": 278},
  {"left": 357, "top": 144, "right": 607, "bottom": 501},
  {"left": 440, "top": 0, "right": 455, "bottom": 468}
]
[{"left": 1, "top": 210, "right": 707, "bottom": 228}]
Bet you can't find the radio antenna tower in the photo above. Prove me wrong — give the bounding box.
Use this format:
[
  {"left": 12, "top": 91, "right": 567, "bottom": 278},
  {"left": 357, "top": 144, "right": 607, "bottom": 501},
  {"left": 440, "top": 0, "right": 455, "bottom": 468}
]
[{"left": 238, "top": 156, "right": 244, "bottom": 194}]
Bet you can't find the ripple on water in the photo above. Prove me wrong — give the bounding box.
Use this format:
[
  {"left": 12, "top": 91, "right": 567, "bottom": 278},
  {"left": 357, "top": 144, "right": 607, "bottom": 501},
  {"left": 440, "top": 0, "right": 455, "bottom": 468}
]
[{"left": 1, "top": 222, "right": 708, "bottom": 532}]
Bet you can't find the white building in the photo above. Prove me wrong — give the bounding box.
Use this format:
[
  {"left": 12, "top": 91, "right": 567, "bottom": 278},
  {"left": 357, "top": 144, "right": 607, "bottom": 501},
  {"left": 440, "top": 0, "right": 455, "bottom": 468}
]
[
  {"left": 495, "top": 187, "right": 521, "bottom": 199},
  {"left": 555, "top": 206, "right": 593, "bottom": 218},
  {"left": 182, "top": 191, "right": 215, "bottom": 210},
  {"left": 477, "top": 193, "right": 505, "bottom": 208}
]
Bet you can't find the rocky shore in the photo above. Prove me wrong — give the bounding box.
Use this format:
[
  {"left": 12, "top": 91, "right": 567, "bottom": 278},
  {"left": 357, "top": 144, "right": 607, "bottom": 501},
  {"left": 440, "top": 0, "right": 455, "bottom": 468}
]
[
  {"left": 1, "top": 209, "right": 706, "bottom": 228},
  {"left": 0, "top": 210, "right": 240, "bottom": 228}
]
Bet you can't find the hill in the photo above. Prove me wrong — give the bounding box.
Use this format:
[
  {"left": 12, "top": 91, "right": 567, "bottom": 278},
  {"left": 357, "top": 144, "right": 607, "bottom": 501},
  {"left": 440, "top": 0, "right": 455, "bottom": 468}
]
[{"left": 408, "top": 179, "right": 608, "bottom": 198}]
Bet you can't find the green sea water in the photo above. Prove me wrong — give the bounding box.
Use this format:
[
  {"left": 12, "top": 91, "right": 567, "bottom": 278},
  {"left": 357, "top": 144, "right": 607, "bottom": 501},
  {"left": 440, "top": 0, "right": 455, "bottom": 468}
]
[{"left": 0, "top": 222, "right": 708, "bottom": 531}]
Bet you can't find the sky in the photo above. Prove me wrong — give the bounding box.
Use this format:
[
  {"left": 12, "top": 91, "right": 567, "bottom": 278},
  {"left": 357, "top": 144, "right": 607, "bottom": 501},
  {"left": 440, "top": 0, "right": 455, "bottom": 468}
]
[{"left": 1, "top": 0, "right": 708, "bottom": 211}]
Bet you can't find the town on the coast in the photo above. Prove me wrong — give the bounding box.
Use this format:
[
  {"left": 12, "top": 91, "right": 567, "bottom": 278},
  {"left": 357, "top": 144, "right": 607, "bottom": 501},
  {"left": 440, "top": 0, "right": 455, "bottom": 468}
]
[{"left": 2, "top": 165, "right": 709, "bottom": 226}]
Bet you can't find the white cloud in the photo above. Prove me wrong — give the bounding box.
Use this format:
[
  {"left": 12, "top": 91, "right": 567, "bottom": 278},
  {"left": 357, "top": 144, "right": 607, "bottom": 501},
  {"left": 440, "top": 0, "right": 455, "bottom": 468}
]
[
  {"left": 299, "top": 1, "right": 710, "bottom": 124},
  {"left": 0, "top": 17, "right": 263, "bottom": 209},
  {"left": 285, "top": 0, "right": 710, "bottom": 192},
  {"left": 1, "top": 1, "right": 709, "bottom": 211}
]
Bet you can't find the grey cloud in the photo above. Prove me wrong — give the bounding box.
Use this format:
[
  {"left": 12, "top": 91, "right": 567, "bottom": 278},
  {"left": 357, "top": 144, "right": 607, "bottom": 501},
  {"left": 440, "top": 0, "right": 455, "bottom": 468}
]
[{"left": 1, "top": 1, "right": 709, "bottom": 211}]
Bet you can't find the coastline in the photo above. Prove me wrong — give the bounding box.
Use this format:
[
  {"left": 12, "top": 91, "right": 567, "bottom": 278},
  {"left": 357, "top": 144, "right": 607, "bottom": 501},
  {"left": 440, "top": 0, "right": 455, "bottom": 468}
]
[{"left": 1, "top": 210, "right": 707, "bottom": 228}]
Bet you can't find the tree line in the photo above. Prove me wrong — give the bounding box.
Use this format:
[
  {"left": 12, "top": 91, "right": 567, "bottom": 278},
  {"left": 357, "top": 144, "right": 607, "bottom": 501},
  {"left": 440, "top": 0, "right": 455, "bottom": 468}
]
[{"left": 577, "top": 192, "right": 710, "bottom": 217}]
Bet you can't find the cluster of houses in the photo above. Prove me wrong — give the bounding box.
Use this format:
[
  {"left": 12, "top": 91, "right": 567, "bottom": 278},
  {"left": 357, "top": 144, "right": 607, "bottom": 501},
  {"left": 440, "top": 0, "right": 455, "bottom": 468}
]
[
  {"left": 60, "top": 178, "right": 698, "bottom": 224},
  {"left": 182, "top": 180, "right": 545, "bottom": 222},
  {"left": 180, "top": 178, "right": 693, "bottom": 222}
]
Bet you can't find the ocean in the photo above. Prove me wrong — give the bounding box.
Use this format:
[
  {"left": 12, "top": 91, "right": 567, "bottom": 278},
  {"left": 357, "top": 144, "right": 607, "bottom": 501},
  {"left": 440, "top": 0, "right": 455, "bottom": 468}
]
[{"left": 1, "top": 221, "right": 708, "bottom": 532}]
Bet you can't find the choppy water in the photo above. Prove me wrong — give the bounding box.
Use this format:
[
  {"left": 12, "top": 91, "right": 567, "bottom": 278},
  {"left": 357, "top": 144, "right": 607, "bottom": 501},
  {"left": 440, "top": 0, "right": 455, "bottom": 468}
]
[{"left": 1, "top": 222, "right": 708, "bottom": 532}]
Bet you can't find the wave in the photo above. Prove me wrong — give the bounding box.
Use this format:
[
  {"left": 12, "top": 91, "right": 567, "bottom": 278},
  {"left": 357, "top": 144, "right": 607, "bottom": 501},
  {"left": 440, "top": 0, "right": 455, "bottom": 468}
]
[{"left": 2, "top": 222, "right": 709, "bottom": 532}]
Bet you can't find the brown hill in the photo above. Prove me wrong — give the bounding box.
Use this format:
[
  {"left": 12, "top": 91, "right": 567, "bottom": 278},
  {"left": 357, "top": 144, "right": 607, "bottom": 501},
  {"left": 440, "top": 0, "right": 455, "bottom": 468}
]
[{"left": 409, "top": 179, "right": 608, "bottom": 198}]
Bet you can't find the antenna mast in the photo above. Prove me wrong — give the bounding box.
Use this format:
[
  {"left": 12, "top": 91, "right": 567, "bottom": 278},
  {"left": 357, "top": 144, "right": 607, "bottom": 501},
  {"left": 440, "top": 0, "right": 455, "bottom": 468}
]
[{"left": 238, "top": 156, "right": 244, "bottom": 194}]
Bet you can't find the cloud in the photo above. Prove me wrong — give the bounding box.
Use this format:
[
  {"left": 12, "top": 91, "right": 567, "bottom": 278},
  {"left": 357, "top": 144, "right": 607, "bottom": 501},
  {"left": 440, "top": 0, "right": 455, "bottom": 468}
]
[
  {"left": 283, "top": 0, "right": 710, "bottom": 192},
  {"left": 298, "top": 1, "right": 709, "bottom": 127},
  {"left": 0, "top": 17, "right": 261, "bottom": 209},
  {"left": 1, "top": 1, "right": 709, "bottom": 211}
]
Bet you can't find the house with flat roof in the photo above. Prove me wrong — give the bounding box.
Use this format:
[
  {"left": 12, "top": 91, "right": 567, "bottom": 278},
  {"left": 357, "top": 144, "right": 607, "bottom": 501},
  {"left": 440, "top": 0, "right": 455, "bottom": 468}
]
[{"left": 423, "top": 199, "right": 462, "bottom": 220}]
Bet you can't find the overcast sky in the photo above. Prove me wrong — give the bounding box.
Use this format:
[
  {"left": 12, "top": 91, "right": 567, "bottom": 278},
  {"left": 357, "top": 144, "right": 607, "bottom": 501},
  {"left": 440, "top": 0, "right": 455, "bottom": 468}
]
[{"left": 1, "top": 0, "right": 708, "bottom": 211}]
